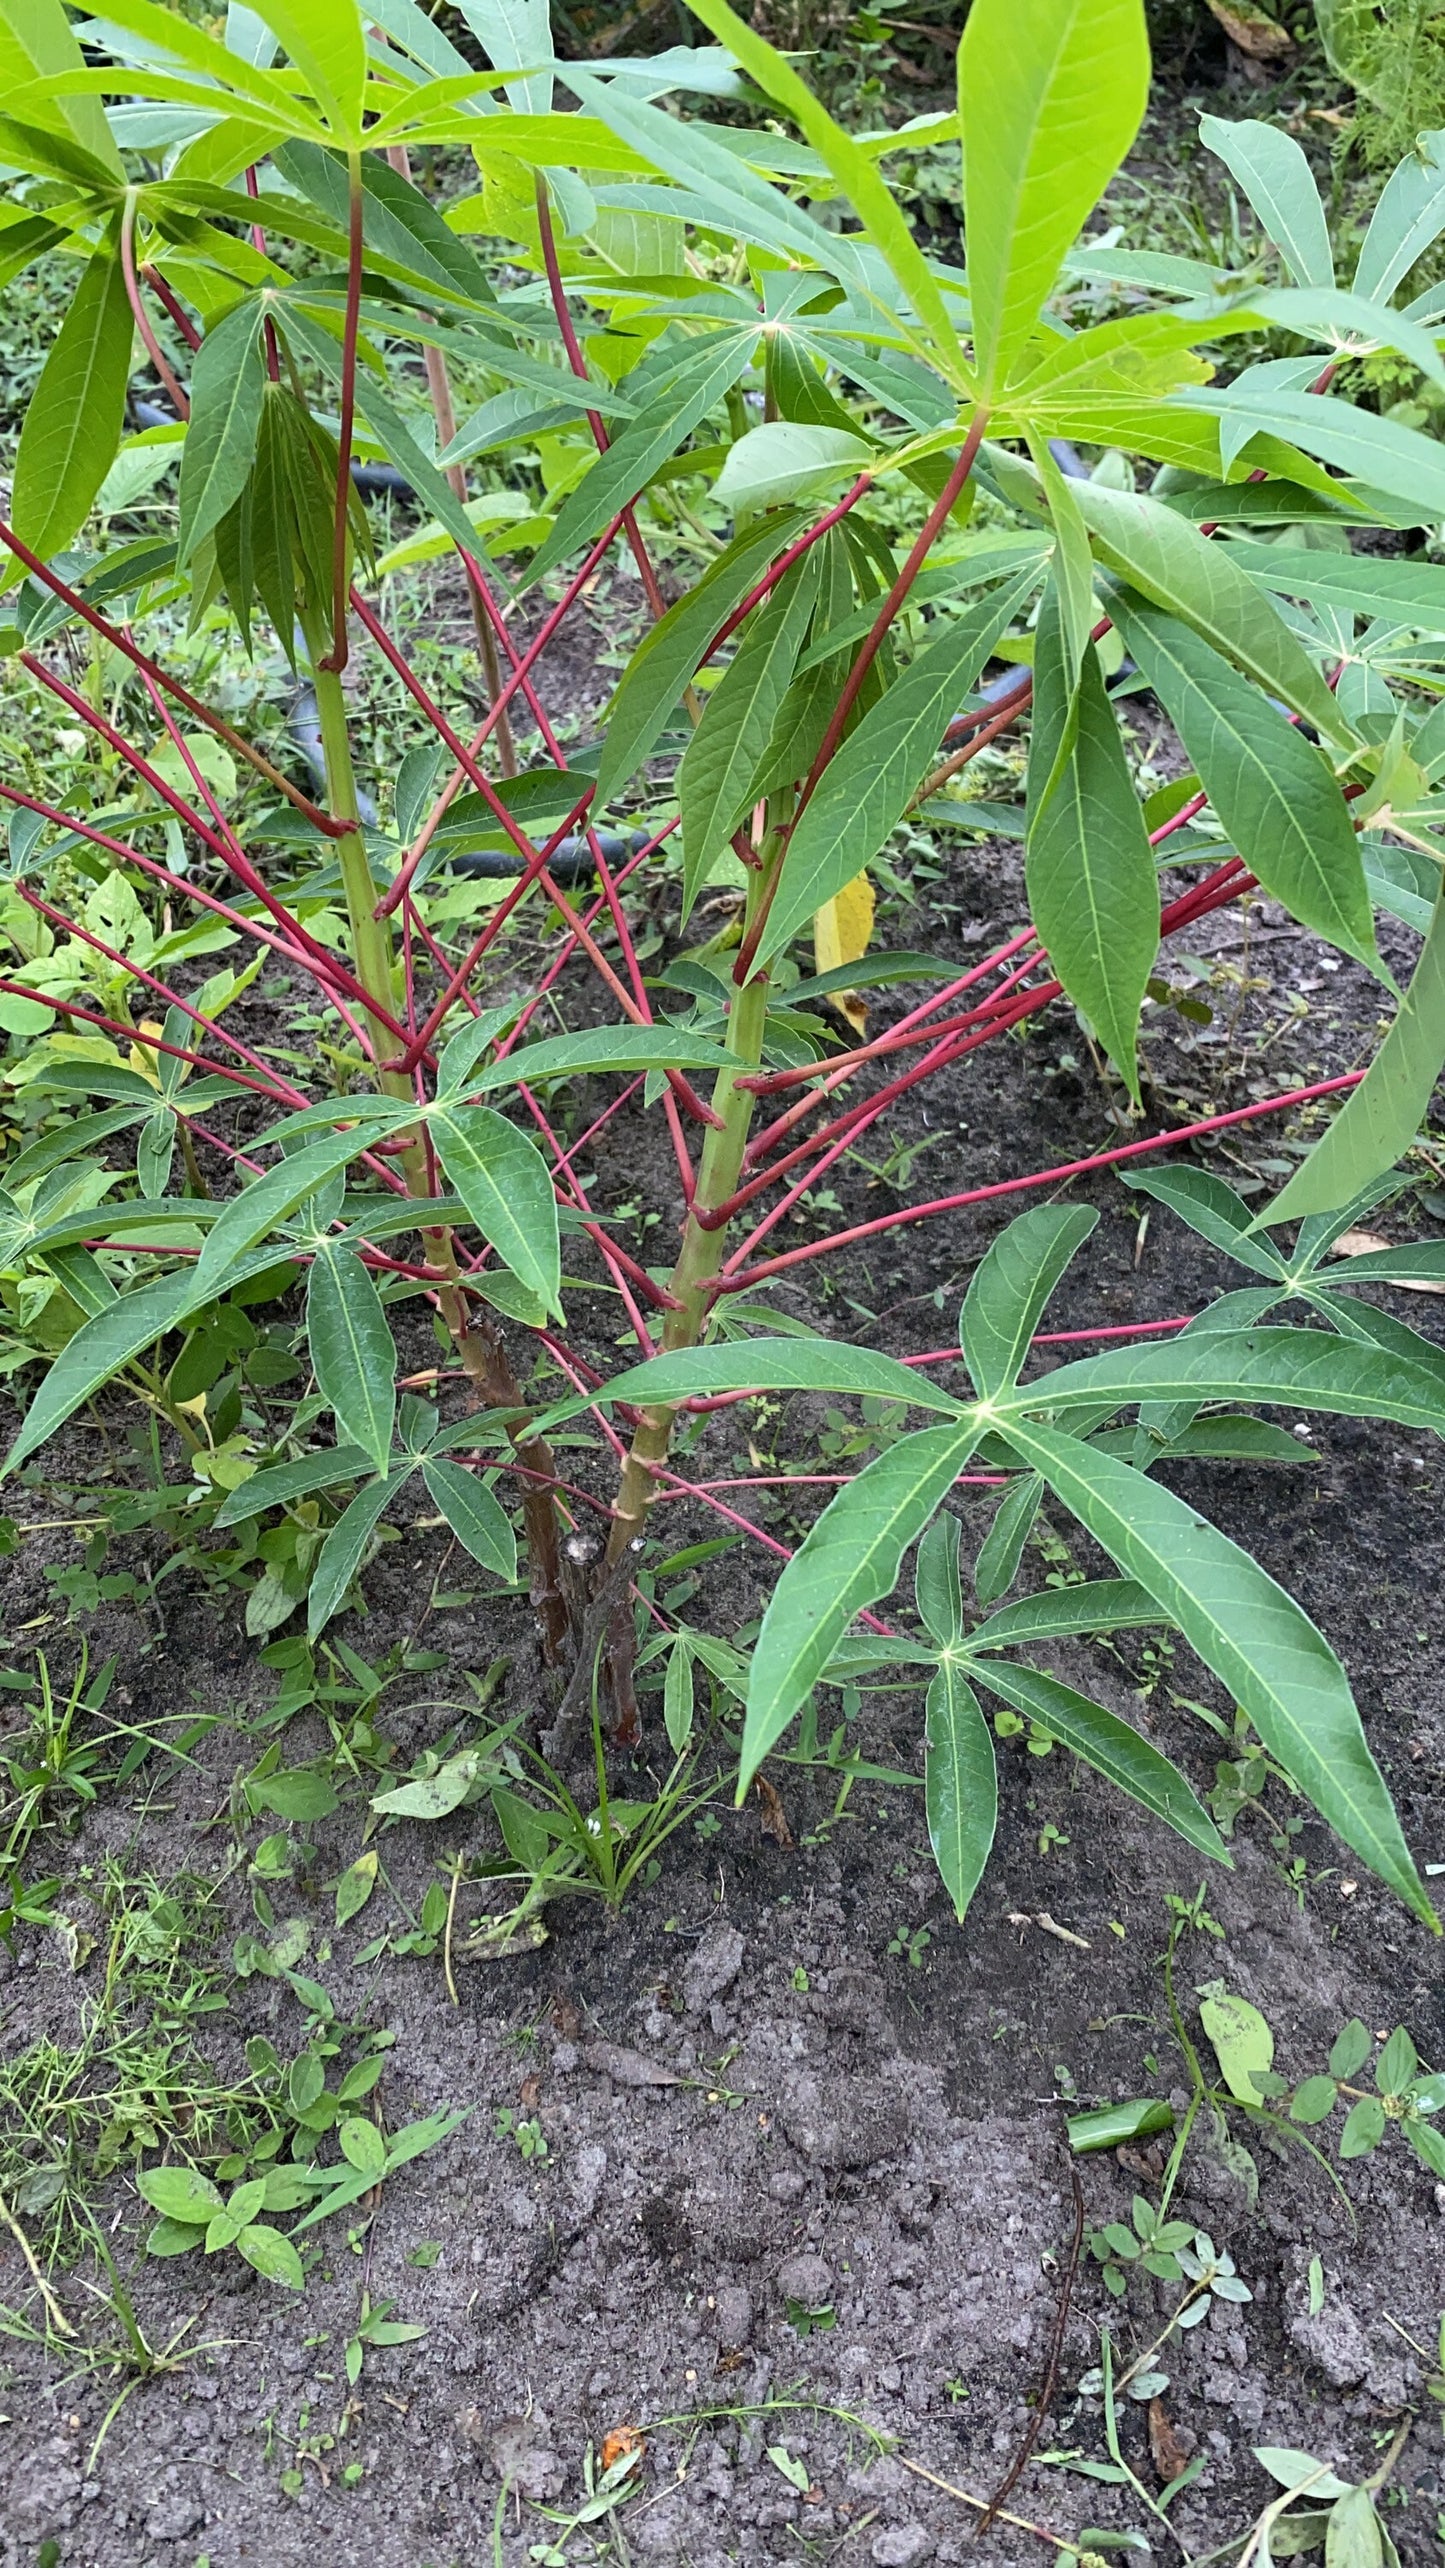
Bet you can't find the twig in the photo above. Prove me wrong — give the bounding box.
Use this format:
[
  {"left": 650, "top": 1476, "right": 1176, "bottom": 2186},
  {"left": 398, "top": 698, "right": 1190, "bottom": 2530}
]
[
  {"left": 0, "top": 2184, "right": 75, "bottom": 2337},
  {"left": 976, "top": 2153, "right": 1085, "bottom": 2537},
  {"left": 895, "top": 2454, "right": 1075, "bottom": 2550}
]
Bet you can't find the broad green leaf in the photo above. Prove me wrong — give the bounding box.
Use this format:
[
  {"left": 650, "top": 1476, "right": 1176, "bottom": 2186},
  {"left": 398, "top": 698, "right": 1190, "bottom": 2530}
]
[
  {"left": 537, "top": 1339, "right": 968, "bottom": 1434},
  {"left": 1255, "top": 882, "right": 1445, "bottom": 1224},
  {"left": 335, "top": 1849, "right": 377, "bottom": 1925},
  {"left": 214, "top": 1444, "right": 373, "bottom": 1526},
  {"left": 523, "top": 330, "right": 757, "bottom": 591},
  {"left": 756, "top": 566, "right": 1042, "bottom": 966},
  {"left": 1375, "top": 2024, "right": 1417, "bottom": 2093},
  {"left": 973, "top": 1471, "right": 1042, "bottom": 1606},
  {"left": 925, "top": 1662, "right": 997, "bottom": 1923},
  {"left": 1290, "top": 2074, "right": 1338, "bottom": 2123},
  {"left": 193, "top": 1129, "right": 381, "bottom": 1299},
  {"left": 307, "top": 1470, "right": 406, "bottom": 1638},
  {"left": 596, "top": 510, "right": 804, "bottom": 805},
  {"left": 372, "top": 1747, "right": 487, "bottom": 1818},
  {"left": 1355, "top": 136, "right": 1445, "bottom": 303},
  {"left": 968, "top": 1577, "right": 1164, "bottom": 1647},
  {"left": 146, "top": 2216, "right": 206, "bottom": 2256},
  {"left": 1245, "top": 545, "right": 1445, "bottom": 626},
  {"left": 679, "top": 550, "right": 819, "bottom": 916},
  {"left": 960, "top": 1205, "right": 1098, "bottom": 1398},
  {"left": 429, "top": 1104, "right": 560, "bottom": 1316},
  {"left": 1339, "top": 2094, "right": 1386, "bottom": 2158},
  {"left": 997, "top": 1416, "right": 1435, "bottom": 1927},
  {"left": 234, "top": 2220, "right": 305, "bottom": 2288},
  {"left": 1200, "top": 114, "right": 1333, "bottom": 287},
  {"left": 421, "top": 1454, "right": 516, "bottom": 1580},
  {"left": 138, "top": 2165, "right": 225, "bottom": 2224},
  {"left": 11, "top": 242, "right": 133, "bottom": 562},
  {"left": 1325, "top": 2489, "right": 1383, "bottom": 2568},
  {"left": 1240, "top": 287, "right": 1445, "bottom": 394},
  {"left": 468, "top": 1026, "right": 731, "bottom": 1092},
  {"left": 453, "top": 0, "right": 553, "bottom": 113},
  {"left": 4, "top": 1270, "right": 196, "bottom": 1475},
  {"left": 714, "top": 422, "right": 871, "bottom": 519},
  {"left": 960, "top": 0, "right": 1150, "bottom": 392},
  {"left": 1199, "top": 1985, "right": 1275, "bottom": 2099},
  {"left": 1186, "top": 382, "right": 1445, "bottom": 524},
  {"left": 1026, "top": 628, "right": 1158, "bottom": 1099},
  {"left": 973, "top": 1657, "right": 1227, "bottom": 1860},
  {"left": 1032, "top": 443, "right": 1095, "bottom": 684},
  {"left": 1329, "top": 2017, "right": 1373, "bottom": 2076},
  {"left": 914, "top": 1507, "right": 965, "bottom": 1646},
  {"left": 738, "top": 1422, "right": 981, "bottom": 1797},
  {"left": 687, "top": 0, "right": 965, "bottom": 377},
  {"left": 1001, "top": 1324, "right": 1445, "bottom": 1435},
  {"left": 1074, "top": 481, "right": 1350, "bottom": 745},
  {"left": 1124, "top": 1164, "right": 1286, "bottom": 1279},
  {"left": 1109, "top": 594, "right": 1376, "bottom": 968},
  {"left": 0, "top": 0, "right": 123, "bottom": 170},
  {"left": 306, "top": 1246, "right": 397, "bottom": 1472},
  {"left": 250, "top": 1767, "right": 338, "bottom": 1820},
  {"left": 252, "top": 0, "right": 366, "bottom": 131},
  {"left": 1256, "top": 2452, "right": 1354, "bottom": 2500},
  {"left": 178, "top": 299, "right": 267, "bottom": 562},
  {"left": 339, "top": 2114, "right": 386, "bottom": 2175}
]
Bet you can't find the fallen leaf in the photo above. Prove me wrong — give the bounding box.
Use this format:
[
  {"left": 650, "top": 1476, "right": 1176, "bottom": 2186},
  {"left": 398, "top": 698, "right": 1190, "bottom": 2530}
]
[
  {"left": 813, "top": 870, "right": 875, "bottom": 1034},
  {"left": 581, "top": 2042, "right": 684, "bottom": 2088},
  {"left": 1330, "top": 1231, "right": 1445, "bottom": 1293},
  {"left": 1149, "top": 2398, "right": 1194, "bottom": 2484},
  {"left": 519, "top": 2074, "right": 541, "bottom": 2112},
  {"left": 599, "top": 2425, "right": 645, "bottom": 2475},
  {"left": 550, "top": 1990, "right": 583, "bottom": 2040},
  {"left": 1203, "top": 0, "right": 1291, "bottom": 54},
  {"left": 755, "top": 1775, "right": 794, "bottom": 1849}
]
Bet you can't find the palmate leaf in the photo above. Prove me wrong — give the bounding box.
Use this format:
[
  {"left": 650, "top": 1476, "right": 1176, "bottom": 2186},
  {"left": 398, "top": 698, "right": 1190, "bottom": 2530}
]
[
  {"left": 914, "top": 1508, "right": 965, "bottom": 1647},
  {"left": 996, "top": 1415, "right": 1436, "bottom": 1927},
  {"left": 0, "top": 0, "right": 123, "bottom": 170},
  {"left": 679, "top": 551, "right": 820, "bottom": 917},
  {"left": 738, "top": 1422, "right": 982, "bottom": 1798},
  {"left": 1000, "top": 1324, "right": 1445, "bottom": 1429},
  {"left": 10, "top": 237, "right": 134, "bottom": 563},
  {"left": 428, "top": 1104, "right": 560, "bottom": 1317},
  {"left": 420, "top": 1454, "right": 516, "bottom": 1580},
  {"left": 535, "top": 1338, "right": 970, "bottom": 1434},
  {"left": 925, "top": 1661, "right": 997, "bottom": 1924},
  {"left": 178, "top": 298, "right": 267, "bottom": 563},
  {"left": 308, "top": 1468, "right": 408, "bottom": 1638},
  {"left": 959, "top": 0, "right": 1150, "bottom": 395},
  {"left": 192, "top": 1128, "right": 388, "bottom": 1300},
  {"left": 969, "top": 1656, "right": 1227, "bottom": 1860},
  {"left": 1199, "top": 114, "right": 1333, "bottom": 288},
  {"left": 306, "top": 1244, "right": 397, "bottom": 1471}
]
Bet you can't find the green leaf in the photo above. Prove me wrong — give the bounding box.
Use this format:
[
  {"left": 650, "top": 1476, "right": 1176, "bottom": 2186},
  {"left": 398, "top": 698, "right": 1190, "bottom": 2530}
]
[
  {"left": 686, "top": 0, "right": 965, "bottom": 376},
  {"left": 1325, "top": 2485, "right": 1384, "bottom": 2568},
  {"left": 1243, "top": 545, "right": 1445, "bottom": 627},
  {"left": 339, "top": 2114, "right": 387, "bottom": 2176},
  {"left": 277, "top": 140, "right": 502, "bottom": 309},
  {"left": 1355, "top": 139, "right": 1445, "bottom": 303},
  {"left": 1404, "top": 2118, "right": 1445, "bottom": 2179},
  {"left": 1026, "top": 627, "right": 1158, "bottom": 1099},
  {"left": 1199, "top": 1985, "right": 1275, "bottom": 2100},
  {"left": 1109, "top": 594, "right": 1376, "bottom": 968},
  {"left": 178, "top": 298, "right": 266, "bottom": 563},
  {"left": 1328, "top": 2017, "right": 1373, "bottom": 2077},
  {"left": 756, "top": 566, "right": 1042, "bottom": 966},
  {"left": 960, "top": 0, "right": 1150, "bottom": 392},
  {"left": 11, "top": 242, "right": 134, "bottom": 561},
  {"left": 253, "top": 0, "right": 366, "bottom": 131},
  {"left": 679, "top": 550, "right": 819, "bottom": 917},
  {"left": 213, "top": 1444, "right": 373, "bottom": 1527},
  {"left": 0, "top": 0, "right": 124, "bottom": 170},
  {"left": 429, "top": 1104, "right": 560, "bottom": 1317},
  {"left": 146, "top": 2216, "right": 206, "bottom": 2256},
  {"left": 234, "top": 2220, "right": 305, "bottom": 2289},
  {"left": 1240, "top": 287, "right": 1445, "bottom": 395},
  {"left": 713, "top": 420, "right": 872, "bottom": 517},
  {"left": 972, "top": 1658, "right": 1228, "bottom": 1860},
  {"left": 451, "top": 0, "right": 553, "bottom": 113},
  {"left": 1199, "top": 115, "right": 1333, "bottom": 288},
  {"left": 523, "top": 330, "right": 757, "bottom": 591},
  {"left": 306, "top": 1246, "right": 397, "bottom": 1473},
  {"left": 960, "top": 1205, "right": 1098, "bottom": 1399},
  {"left": 973, "top": 1472, "right": 1042, "bottom": 1607},
  {"left": 1339, "top": 2093, "right": 1387, "bottom": 2157},
  {"left": 4, "top": 1270, "right": 197, "bottom": 1476},
  {"left": 420, "top": 1455, "right": 516, "bottom": 1581},
  {"left": 998, "top": 1325, "right": 1445, "bottom": 1437},
  {"left": 737, "top": 1422, "right": 981, "bottom": 1799},
  {"left": 996, "top": 1416, "right": 1435, "bottom": 1927},
  {"left": 925, "top": 1661, "right": 997, "bottom": 1923},
  {"left": 1375, "top": 2025, "right": 1417, "bottom": 2094},
  {"left": 914, "top": 1507, "right": 965, "bottom": 1646},
  {"left": 1124, "top": 1165, "right": 1286, "bottom": 1281},
  {"left": 596, "top": 511, "right": 804, "bottom": 806},
  {"left": 251, "top": 1767, "right": 339, "bottom": 1821},
  {"left": 1188, "top": 381, "right": 1445, "bottom": 524},
  {"left": 194, "top": 1127, "right": 400, "bottom": 1300},
  {"left": 1290, "top": 2075, "right": 1339, "bottom": 2124},
  {"left": 335, "top": 1850, "right": 377, "bottom": 1925},
  {"left": 969, "top": 1578, "right": 1164, "bottom": 1647},
  {"left": 307, "top": 1471, "right": 406, "bottom": 1638},
  {"left": 537, "top": 1338, "right": 968, "bottom": 1434},
  {"left": 467, "top": 1025, "right": 732, "bottom": 1092},
  {"left": 137, "top": 2165, "right": 226, "bottom": 2224},
  {"left": 1032, "top": 443, "right": 1096, "bottom": 685},
  {"left": 372, "top": 1747, "right": 486, "bottom": 1818},
  {"left": 1074, "top": 481, "right": 1350, "bottom": 745},
  {"left": 1253, "top": 881, "right": 1445, "bottom": 1224},
  {"left": 663, "top": 1635, "right": 695, "bottom": 1755}
]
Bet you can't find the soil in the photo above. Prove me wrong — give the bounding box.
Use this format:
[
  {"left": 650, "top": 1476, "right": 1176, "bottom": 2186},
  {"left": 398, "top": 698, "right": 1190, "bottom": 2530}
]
[{"left": 2, "top": 779, "right": 1444, "bottom": 2568}]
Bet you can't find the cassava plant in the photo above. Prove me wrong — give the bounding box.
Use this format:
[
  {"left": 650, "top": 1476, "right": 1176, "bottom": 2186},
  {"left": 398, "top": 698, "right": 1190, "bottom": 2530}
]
[{"left": 1, "top": 0, "right": 1444, "bottom": 1923}]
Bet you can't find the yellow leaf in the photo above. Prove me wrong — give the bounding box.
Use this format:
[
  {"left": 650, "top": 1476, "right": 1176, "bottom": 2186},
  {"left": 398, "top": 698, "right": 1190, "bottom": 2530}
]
[
  {"left": 128, "top": 1021, "right": 165, "bottom": 1091},
  {"left": 813, "top": 871, "right": 874, "bottom": 1034}
]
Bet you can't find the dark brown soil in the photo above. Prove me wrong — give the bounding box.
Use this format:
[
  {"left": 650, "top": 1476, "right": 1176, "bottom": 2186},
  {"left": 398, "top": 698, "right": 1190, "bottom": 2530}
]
[{"left": 2, "top": 789, "right": 1444, "bottom": 2568}]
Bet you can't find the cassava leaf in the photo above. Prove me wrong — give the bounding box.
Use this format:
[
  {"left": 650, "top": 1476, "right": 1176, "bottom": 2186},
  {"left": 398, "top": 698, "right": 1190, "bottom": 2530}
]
[
  {"left": 11, "top": 240, "right": 134, "bottom": 561},
  {"left": 429, "top": 1103, "right": 560, "bottom": 1316},
  {"left": 925, "top": 1661, "right": 997, "bottom": 1923},
  {"left": 306, "top": 1244, "right": 397, "bottom": 1471},
  {"left": 973, "top": 1657, "right": 1228, "bottom": 1859},
  {"left": 1199, "top": 114, "right": 1333, "bottom": 287},
  {"left": 420, "top": 1454, "right": 516, "bottom": 1580},
  {"left": 960, "top": 1204, "right": 1098, "bottom": 1399}
]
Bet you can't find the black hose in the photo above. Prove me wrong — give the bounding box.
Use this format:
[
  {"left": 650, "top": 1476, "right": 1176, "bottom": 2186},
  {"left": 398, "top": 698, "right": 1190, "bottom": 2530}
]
[{"left": 132, "top": 399, "right": 414, "bottom": 498}]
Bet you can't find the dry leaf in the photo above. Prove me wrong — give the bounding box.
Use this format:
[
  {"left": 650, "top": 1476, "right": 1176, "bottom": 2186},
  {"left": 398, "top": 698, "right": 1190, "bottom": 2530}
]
[
  {"left": 519, "top": 2073, "right": 541, "bottom": 2112},
  {"left": 581, "top": 2042, "right": 683, "bottom": 2088},
  {"left": 812, "top": 870, "right": 875, "bottom": 1034},
  {"left": 1148, "top": 2399, "right": 1194, "bottom": 2484},
  {"left": 755, "top": 1775, "right": 794, "bottom": 1849},
  {"left": 1203, "top": 0, "right": 1291, "bottom": 54},
  {"left": 599, "top": 2425, "right": 645, "bottom": 2475},
  {"left": 1331, "top": 1231, "right": 1445, "bottom": 1293}
]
